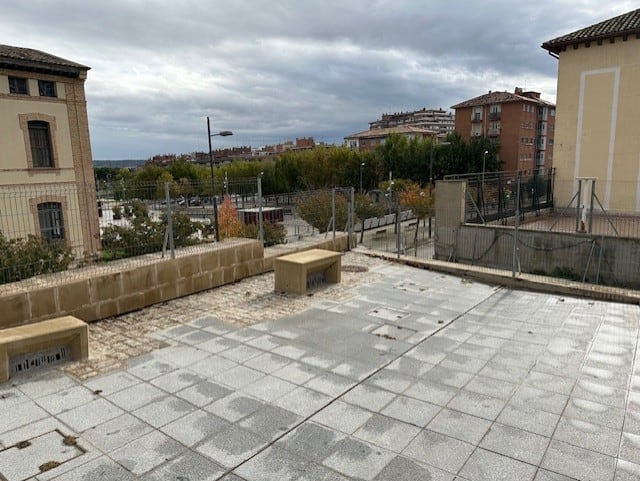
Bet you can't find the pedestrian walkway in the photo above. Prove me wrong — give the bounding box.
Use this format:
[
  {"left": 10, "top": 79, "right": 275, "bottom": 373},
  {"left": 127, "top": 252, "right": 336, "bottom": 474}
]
[{"left": 0, "top": 252, "right": 638, "bottom": 480}]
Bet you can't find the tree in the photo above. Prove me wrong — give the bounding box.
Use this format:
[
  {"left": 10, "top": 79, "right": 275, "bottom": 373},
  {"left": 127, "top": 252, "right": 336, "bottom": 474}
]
[
  {"left": 155, "top": 171, "right": 178, "bottom": 199},
  {"left": 295, "top": 190, "right": 348, "bottom": 233},
  {"left": 355, "top": 193, "right": 385, "bottom": 243},
  {"left": 398, "top": 182, "right": 433, "bottom": 250},
  {"left": 218, "top": 195, "right": 244, "bottom": 240},
  {"left": 434, "top": 133, "right": 500, "bottom": 179}
]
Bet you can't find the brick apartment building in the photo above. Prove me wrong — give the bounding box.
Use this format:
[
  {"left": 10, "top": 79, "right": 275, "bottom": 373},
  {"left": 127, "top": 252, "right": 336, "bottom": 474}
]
[
  {"left": 451, "top": 87, "right": 556, "bottom": 174},
  {"left": 369, "top": 108, "right": 455, "bottom": 135}
]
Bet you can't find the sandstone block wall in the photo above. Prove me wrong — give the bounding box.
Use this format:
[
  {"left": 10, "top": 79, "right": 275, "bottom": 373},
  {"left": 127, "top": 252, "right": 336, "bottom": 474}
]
[{"left": 0, "top": 234, "right": 352, "bottom": 329}]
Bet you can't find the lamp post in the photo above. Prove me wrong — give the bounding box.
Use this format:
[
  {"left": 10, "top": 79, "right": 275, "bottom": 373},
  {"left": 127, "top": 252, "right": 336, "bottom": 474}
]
[
  {"left": 481, "top": 150, "right": 489, "bottom": 216},
  {"left": 359, "top": 162, "right": 365, "bottom": 194},
  {"left": 207, "top": 116, "right": 233, "bottom": 242},
  {"left": 482, "top": 150, "right": 489, "bottom": 185}
]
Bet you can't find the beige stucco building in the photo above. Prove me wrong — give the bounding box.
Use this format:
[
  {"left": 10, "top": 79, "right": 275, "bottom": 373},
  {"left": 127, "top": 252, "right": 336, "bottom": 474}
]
[
  {"left": 0, "top": 45, "right": 99, "bottom": 256},
  {"left": 344, "top": 126, "right": 438, "bottom": 151},
  {"left": 542, "top": 9, "right": 640, "bottom": 211}
]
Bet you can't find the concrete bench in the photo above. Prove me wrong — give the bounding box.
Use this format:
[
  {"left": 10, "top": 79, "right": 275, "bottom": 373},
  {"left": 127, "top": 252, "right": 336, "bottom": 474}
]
[
  {"left": 274, "top": 249, "right": 341, "bottom": 294},
  {"left": 0, "top": 316, "right": 89, "bottom": 382}
]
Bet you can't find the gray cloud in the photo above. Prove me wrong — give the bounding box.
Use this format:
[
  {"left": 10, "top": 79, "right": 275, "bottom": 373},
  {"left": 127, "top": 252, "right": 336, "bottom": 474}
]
[{"left": 1, "top": 0, "right": 635, "bottom": 158}]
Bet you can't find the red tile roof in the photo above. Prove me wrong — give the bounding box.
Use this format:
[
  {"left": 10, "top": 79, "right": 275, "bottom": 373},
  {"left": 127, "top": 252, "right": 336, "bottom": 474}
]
[
  {"left": 542, "top": 9, "right": 640, "bottom": 54},
  {"left": 0, "top": 44, "right": 89, "bottom": 77},
  {"left": 345, "top": 125, "right": 436, "bottom": 139},
  {"left": 451, "top": 91, "right": 553, "bottom": 109}
]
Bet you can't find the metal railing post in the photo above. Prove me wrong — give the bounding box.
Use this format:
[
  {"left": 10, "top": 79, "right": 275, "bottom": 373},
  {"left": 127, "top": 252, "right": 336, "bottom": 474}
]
[
  {"left": 332, "top": 188, "right": 336, "bottom": 240},
  {"left": 165, "top": 182, "right": 175, "bottom": 259},
  {"left": 512, "top": 173, "right": 520, "bottom": 277},
  {"left": 257, "top": 176, "right": 264, "bottom": 243},
  {"left": 348, "top": 188, "right": 354, "bottom": 249}
]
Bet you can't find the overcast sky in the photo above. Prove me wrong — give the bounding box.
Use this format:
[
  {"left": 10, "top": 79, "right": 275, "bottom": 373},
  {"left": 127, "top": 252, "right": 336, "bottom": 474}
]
[{"left": 2, "top": 1, "right": 637, "bottom": 159}]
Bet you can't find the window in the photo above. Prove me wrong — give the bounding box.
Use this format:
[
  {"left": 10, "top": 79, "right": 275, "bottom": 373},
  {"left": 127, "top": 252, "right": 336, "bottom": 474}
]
[
  {"left": 28, "top": 121, "right": 54, "bottom": 168},
  {"left": 37, "top": 202, "right": 65, "bottom": 242},
  {"left": 38, "top": 80, "right": 56, "bottom": 97},
  {"left": 9, "top": 76, "right": 28, "bottom": 94}
]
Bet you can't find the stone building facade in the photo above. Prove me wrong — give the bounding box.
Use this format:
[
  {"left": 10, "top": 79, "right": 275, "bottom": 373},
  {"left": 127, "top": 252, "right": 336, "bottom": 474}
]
[{"left": 0, "top": 45, "right": 99, "bottom": 256}]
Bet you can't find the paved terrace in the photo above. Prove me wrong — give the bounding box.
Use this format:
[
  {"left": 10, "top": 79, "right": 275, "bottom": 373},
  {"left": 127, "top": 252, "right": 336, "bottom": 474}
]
[{"left": 0, "top": 252, "right": 639, "bottom": 481}]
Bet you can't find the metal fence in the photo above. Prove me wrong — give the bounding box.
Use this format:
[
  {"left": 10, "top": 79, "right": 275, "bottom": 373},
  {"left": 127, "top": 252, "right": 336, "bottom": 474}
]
[
  {"left": 445, "top": 170, "right": 555, "bottom": 226},
  {"left": 9, "top": 170, "right": 639, "bottom": 290},
  {"left": 356, "top": 187, "right": 434, "bottom": 259},
  {"left": 0, "top": 179, "right": 360, "bottom": 288},
  {"left": 355, "top": 171, "right": 640, "bottom": 289},
  {"left": 438, "top": 175, "right": 640, "bottom": 289}
]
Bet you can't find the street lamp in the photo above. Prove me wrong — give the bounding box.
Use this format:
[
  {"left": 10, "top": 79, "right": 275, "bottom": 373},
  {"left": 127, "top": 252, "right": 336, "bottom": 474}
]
[
  {"left": 481, "top": 150, "right": 489, "bottom": 216},
  {"left": 482, "top": 150, "right": 489, "bottom": 185},
  {"left": 207, "top": 116, "right": 233, "bottom": 242},
  {"left": 359, "top": 162, "right": 365, "bottom": 194}
]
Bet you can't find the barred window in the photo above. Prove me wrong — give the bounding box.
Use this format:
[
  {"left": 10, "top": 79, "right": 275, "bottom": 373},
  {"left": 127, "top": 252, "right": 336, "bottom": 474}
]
[
  {"left": 28, "top": 121, "right": 54, "bottom": 168},
  {"left": 37, "top": 202, "right": 65, "bottom": 242}
]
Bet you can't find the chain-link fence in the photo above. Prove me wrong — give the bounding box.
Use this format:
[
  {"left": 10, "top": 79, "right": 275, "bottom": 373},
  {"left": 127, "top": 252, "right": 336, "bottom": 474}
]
[{"left": 0, "top": 179, "right": 359, "bottom": 289}]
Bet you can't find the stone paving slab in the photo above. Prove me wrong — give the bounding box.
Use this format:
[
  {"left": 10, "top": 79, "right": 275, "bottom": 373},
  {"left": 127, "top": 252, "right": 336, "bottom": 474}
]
[{"left": 1, "top": 252, "right": 639, "bottom": 481}]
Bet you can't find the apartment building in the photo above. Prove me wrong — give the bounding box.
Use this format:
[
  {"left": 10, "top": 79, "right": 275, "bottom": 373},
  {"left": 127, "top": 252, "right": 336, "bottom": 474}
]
[
  {"left": 451, "top": 88, "right": 556, "bottom": 174},
  {"left": 344, "top": 125, "right": 437, "bottom": 151},
  {"left": 369, "top": 108, "right": 455, "bottom": 135},
  {"left": 542, "top": 8, "right": 640, "bottom": 211},
  {"left": 0, "top": 45, "right": 99, "bottom": 256}
]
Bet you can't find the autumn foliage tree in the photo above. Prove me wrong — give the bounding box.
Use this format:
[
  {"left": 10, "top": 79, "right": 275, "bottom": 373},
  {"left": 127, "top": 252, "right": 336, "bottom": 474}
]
[
  {"left": 398, "top": 182, "right": 433, "bottom": 249},
  {"left": 218, "top": 195, "right": 244, "bottom": 240}
]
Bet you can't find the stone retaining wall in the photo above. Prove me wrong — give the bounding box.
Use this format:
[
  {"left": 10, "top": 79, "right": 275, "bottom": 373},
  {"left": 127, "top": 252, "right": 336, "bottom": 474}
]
[{"left": 0, "top": 234, "right": 352, "bottom": 329}]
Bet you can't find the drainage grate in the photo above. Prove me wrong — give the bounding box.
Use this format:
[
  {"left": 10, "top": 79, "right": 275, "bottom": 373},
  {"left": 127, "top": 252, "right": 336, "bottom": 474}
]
[
  {"left": 371, "top": 324, "right": 417, "bottom": 341},
  {"left": 307, "top": 271, "right": 327, "bottom": 290},
  {"left": 0, "top": 430, "right": 86, "bottom": 481},
  {"left": 369, "top": 307, "right": 409, "bottom": 322},
  {"left": 10, "top": 345, "right": 72, "bottom": 376},
  {"left": 395, "top": 281, "right": 428, "bottom": 293},
  {"left": 341, "top": 265, "right": 368, "bottom": 273}
]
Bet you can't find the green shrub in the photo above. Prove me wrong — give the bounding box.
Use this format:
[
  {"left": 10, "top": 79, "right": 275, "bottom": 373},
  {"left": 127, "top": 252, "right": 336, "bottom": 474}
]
[
  {"left": 0, "top": 232, "right": 73, "bottom": 284},
  {"left": 242, "top": 222, "right": 287, "bottom": 247},
  {"left": 100, "top": 213, "right": 203, "bottom": 261}
]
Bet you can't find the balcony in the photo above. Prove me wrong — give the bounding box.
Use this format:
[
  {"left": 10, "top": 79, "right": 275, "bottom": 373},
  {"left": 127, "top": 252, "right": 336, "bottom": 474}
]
[
  {"left": 471, "top": 114, "right": 483, "bottom": 123},
  {"left": 489, "top": 111, "right": 501, "bottom": 120},
  {"left": 488, "top": 128, "right": 500, "bottom": 137}
]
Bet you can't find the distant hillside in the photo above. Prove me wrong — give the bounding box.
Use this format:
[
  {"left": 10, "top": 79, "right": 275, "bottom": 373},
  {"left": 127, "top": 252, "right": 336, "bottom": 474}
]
[{"left": 93, "top": 159, "right": 147, "bottom": 169}]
